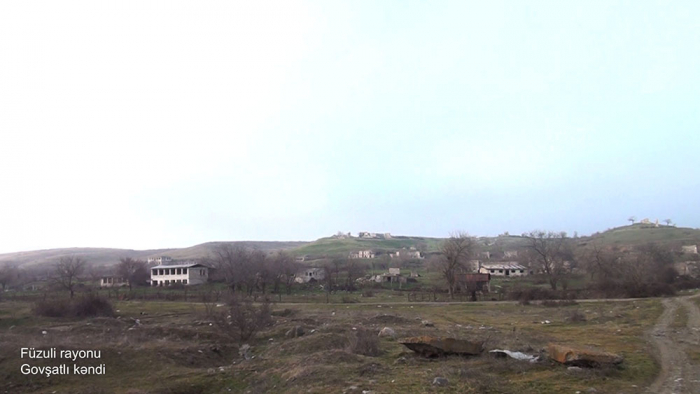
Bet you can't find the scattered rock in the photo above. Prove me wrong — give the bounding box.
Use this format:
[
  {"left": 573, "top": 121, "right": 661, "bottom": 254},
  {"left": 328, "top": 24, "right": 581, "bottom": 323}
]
[
  {"left": 567, "top": 366, "right": 582, "bottom": 372},
  {"left": 586, "top": 388, "right": 598, "bottom": 393},
  {"left": 421, "top": 320, "right": 434, "bottom": 327},
  {"left": 378, "top": 327, "right": 397, "bottom": 339},
  {"left": 239, "top": 344, "right": 252, "bottom": 360},
  {"left": 432, "top": 377, "right": 449, "bottom": 386},
  {"left": 548, "top": 344, "right": 623, "bottom": 367},
  {"left": 394, "top": 357, "right": 407, "bottom": 365},
  {"left": 343, "top": 385, "right": 359, "bottom": 393},
  {"left": 400, "top": 336, "right": 484, "bottom": 357},
  {"left": 489, "top": 349, "right": 539, "bottom": 362},
  {"left": 285, "top": 326, "right": 305, "bottom": 338}
]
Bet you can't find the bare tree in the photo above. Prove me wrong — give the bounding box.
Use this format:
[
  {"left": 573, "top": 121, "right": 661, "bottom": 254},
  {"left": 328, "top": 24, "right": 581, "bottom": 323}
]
[
  {"left": 628, "top": 216, "right": 636, "bottom": 225},
  {"left": 664, "top": 219, "right": 673, "bottom": 226},
  {"left": 523, "top": 231, "right": 572, "bottom": 291},
  {"left": 53, "top": 256, "right": 86, "bottom": 298},
  {"left": 0, "top": 263, "right": 18, "bottom": 291},
  {"left": 438, "top": 232, "right": 476, "bottom": 299},
  {"left": 271, "top": 252, "right": 301, "bottom": 295},
  {"left": 117, "top": 257, "right": 149, "bottom": 290},
  {"left": 344, "top": 259, "right": 365, "bottom": 291},
  {"left": 214, "top": 245, "right": 252, "bottom": 294}
]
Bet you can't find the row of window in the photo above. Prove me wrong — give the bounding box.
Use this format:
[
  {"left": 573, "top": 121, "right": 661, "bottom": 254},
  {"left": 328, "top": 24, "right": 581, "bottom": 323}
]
[
  {"left": 101, "top": 278, "right": 126, "bottom": 284},
  {"left": 153, "top": 279, "right": 187, "bottom": 286},
  {"left": 489, "top": 269, "right": 525, "bottom": 274},
  {"left": 152, "top": 268, "right": 208, "bottom": 276}
]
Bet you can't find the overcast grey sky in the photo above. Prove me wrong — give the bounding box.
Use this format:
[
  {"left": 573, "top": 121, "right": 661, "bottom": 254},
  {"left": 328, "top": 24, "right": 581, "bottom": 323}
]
[{"left": 1, "top": 1, "right": 699, "bottom": 253}]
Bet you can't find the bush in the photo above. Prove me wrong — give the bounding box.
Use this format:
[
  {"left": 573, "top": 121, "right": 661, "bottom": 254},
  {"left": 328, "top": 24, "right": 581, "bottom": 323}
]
[
  {"left": 33, "top": 294, "right": 114, "bottom": 318},
  {"left": 362, "top": 289, "right": 375, "bottom": 297},
  {"left": 73, "top": 293, "right": 115, "bottom": 317},
  {"left": 210, "top": 297, "right": 272, "bottom": 343},
  {"left": 347, "top": 328, "right": 381, "bottom": 357},
  {"left": 342, "top": 295, "right": 360, "bottom": 303},
  {"left": 567, "top": 310, "right": 587, "bottom": 322},
  {"left": 541, "top": 299, "right": 578, "bottom": 307},
  {"left": 33, "top": 298, "right": 72, "bottom": 317},
  {"left": 509, "top": 287, "right": 557, "bottom": 303}
]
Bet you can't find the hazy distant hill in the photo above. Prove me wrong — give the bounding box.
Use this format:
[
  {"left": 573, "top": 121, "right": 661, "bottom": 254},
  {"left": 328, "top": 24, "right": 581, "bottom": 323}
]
[
  {"left": 0, "top": 241, "right": 308, "bottom": 268},
  {"left": 2, "top": 224, "right": 699, "bottom": 269}
]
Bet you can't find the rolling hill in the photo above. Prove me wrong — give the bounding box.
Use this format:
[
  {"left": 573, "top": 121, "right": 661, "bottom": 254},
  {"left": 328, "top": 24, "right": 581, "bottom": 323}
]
[
  {"left": 0, "top": 241, "right": 308, "bottom": 268},
  {"left": 2, "top": 224, "right": 698, "bottom": 269}
]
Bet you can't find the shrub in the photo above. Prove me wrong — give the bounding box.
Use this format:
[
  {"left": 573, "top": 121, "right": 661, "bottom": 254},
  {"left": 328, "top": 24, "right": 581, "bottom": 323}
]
[
  {"left": 210, "top": 297, "right": 272, "bottom": 343},
  {"left": 509, "top": 287, "right": 557, "bottom": 303},
  {"left": 541, "top": 299, "right": 578, "bottom": 307},
  {"left": 33, "top": 293, "right": 114, "bottom": 318},
  {"left": 73, "top": 293, "right": 115, "bottom": 318},
  {"left": 347, "top": 328, "right": 381, "bottom": 357},
  {"left": 362, "top": 289, "right": 375, "bottom": 297},
  {"left": 567, "top": 310, "right": 587, "bottom": 322},
  {"left": 33, "top": 298, "right": 72, "bottom": 318},
  {"left": 342, "top": 295, "right": 360, "bottom": 303}
]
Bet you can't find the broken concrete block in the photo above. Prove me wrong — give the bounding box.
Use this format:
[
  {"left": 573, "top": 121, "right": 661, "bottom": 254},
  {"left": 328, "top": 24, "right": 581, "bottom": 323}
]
[
  {"left": 378, "top": 327, "right": 396, "bottom": 338},
  {"left": 399, "top": 336, "right": 484, "bottom": 357},
  {"left": 548, "top": 343, "right": 623, "bottom": 367}
]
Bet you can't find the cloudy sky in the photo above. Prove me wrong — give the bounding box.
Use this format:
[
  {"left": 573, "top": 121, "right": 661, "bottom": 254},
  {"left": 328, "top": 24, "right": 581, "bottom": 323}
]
[{"left": 1, "top": 1, "right": 698, "bottom": 253}]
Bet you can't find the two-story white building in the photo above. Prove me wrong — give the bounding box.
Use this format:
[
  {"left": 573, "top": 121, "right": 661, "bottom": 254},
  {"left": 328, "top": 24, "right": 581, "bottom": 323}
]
[{"left": 150, "top": 263, "right": 209, "bottom": 286}]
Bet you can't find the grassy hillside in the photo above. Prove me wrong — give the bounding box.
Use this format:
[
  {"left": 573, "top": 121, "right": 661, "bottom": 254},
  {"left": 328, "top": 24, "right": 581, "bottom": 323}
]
[
  {"left": 0, "top": 241, "right": 308, "bottom": 268},
  {"left": 583, "top": 224, "right": 700, "bottom": 248},
  {"left": 291, "top": 236, "right": 444, "bottom": 257}
]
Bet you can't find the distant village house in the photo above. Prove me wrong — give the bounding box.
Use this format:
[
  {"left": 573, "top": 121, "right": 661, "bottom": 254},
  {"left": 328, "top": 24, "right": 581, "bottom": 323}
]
[
  {"left": 100, "top": 277, "right": 129, "bottom": 288},
  {"left": 682, "top": 245, "right": 698, "bottom": 254},
  {"left": 295, "top": 267, "right": 326, "bottom": 283},
  {"left": 147, "top": 256, "right": 173, "bottom": 265},
  {"left": 349, "top": 250, "right": 375, "bottom": 259},
  {"left": 478, "top": 262, "right": 528, "bottom": 277}
]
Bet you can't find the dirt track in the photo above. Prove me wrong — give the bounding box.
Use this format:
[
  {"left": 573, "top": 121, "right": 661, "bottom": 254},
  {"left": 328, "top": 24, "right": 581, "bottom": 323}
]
[{"left": 647, "top": 294, "right": 700, "bottom": 393}]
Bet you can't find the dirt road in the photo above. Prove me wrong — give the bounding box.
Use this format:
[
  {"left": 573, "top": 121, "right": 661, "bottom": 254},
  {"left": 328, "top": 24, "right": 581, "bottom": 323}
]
[{"left": 647, "top": 294, "right": 700, "bottom": 393}]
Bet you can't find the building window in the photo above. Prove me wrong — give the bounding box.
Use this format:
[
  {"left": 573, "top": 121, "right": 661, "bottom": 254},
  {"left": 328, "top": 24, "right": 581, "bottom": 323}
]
[
  {"left": 183, "top": 268, "right": 187, "bottom": 274},
  {"left": 511, "top": 270, "right": 515, "bottom": 273},
  {"left": 183, "top": 279, "right": 187, "bottom": 285},
  {"left": 490, "top": 270, "right": 495, "bottom": 273},
  {"left": 519, "top": 270, "right": 524, "bottom": 273},
  {"left": 498, "top": 270, "right": 503, "bottom": 273}
]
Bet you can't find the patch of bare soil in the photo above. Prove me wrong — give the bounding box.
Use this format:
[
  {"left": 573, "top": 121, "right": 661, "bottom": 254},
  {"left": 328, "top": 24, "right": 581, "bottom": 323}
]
[{"left": 647, "top": 294, "right": 700, "bottom": 393}]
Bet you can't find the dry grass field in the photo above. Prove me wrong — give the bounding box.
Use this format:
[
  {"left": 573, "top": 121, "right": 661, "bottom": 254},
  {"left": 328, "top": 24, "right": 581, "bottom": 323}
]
[{"left": 0, "top": 297, "right": 663, "bottom": 393}]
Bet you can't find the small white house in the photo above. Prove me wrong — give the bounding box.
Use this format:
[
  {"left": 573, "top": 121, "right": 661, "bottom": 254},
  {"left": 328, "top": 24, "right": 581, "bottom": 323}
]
[
  {"left": 295, "top": 268, "right": 326, "bottom": 283},
  {"left": 349, "top": 250, "right": 375, "bottom": 259},
  {"left": 100, "top": 277, "right": 128, "bottom": 288},
  {"left": 147, "top": 256, "right": 173, "bottom": 265},
  {"left": 478, "top": 262, "right": 528, "bottom": 277},
  {"left": 150, "top": 263, "right": 209, "bottom": 286},
  {"left": 682, "top": 245, "right": 698, "bottom": 254}
]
